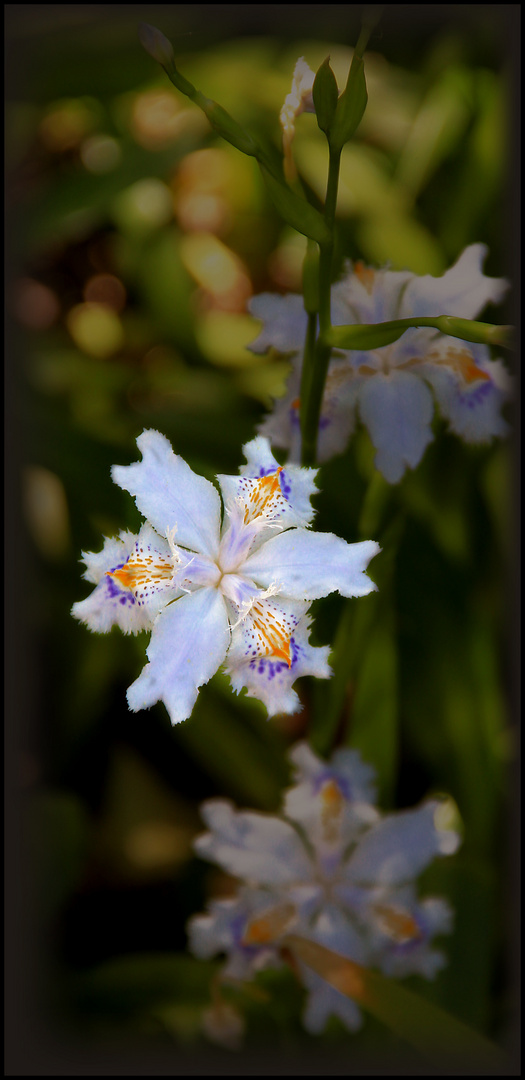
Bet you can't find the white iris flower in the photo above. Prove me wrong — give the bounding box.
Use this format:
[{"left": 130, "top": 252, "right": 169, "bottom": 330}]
[
  {"left": 72, "top": 431, "right": 379, "bottom": 723},
  {"left": 188, "top": 742, "right": 460, "bottom": 1036},
  {"left": 280, "top": 56, "right": 317, "bottom": 182},
  {"left": 249, "top": 245, "right": 511, "bottom": 483}
]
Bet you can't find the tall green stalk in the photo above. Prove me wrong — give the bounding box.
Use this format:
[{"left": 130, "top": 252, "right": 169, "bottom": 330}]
[
  {"left": 299, "top": 10, "right": 381, "bottom": 465},
  {"left": 300, "top": 148, "right": 341, "bottom": 465}
]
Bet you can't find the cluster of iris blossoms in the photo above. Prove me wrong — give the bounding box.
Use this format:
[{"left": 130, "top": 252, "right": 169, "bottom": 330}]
[
  {"left": 72, "top": 431, "right": 379, "bottom": 723},
  {"left": 250, "top": 244, "right": 511, "bottom": 482},
  {"left": 188, "top": 741, "right": 460, "bottom": 1037}
]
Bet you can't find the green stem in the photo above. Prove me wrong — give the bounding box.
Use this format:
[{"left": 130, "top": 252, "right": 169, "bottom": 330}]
[
  {"left": 301, "top": 148, "right": 341, "bottom": 466},
  {"left": 354, "top": 8, "right": 382, "bottom": 60},
  {"left": 299, "top": 313, "right": 318, "bottom": 442},
  {"left": 326, "top": 316, "right": 513, "bottom": 350}
]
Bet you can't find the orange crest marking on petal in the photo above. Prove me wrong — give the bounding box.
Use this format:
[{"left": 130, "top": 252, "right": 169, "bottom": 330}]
[
  {"left": 242, "top": 903, "right": 296, "bottom": 946},
  {"left": 372, "top": 904, "right": 422, "bottom": 945},
  {"left": 430, "top": 346, "right": 491, "bottom": 385},
  {"left": 354, "top": 261, "right": 376, "bottom": 294},
  {"left": 249, "top": 600, "right": 295, "bottom": 667},
  {"left": 240, "top": 467, "right": 286, "bottom": 525},
  {"left": 107, "top": 549, "right": 174, "bottom": 592},
  {"left": 320, "top": 779, "right": 344, "bottom": 843}
]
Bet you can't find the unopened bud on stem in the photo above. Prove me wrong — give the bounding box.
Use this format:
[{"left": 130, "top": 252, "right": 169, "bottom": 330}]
[{"left": 138, "top": 23, "right": 174, "bottom": 67}]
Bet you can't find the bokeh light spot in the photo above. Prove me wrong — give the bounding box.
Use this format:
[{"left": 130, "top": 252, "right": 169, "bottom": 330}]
[
  {"left": 81, "top": 134, "right": 121, "bottom": 174},
  {"left": 24, "top": 467, "right": 70, "bottom": 559},
  {"left": 112, "top": 178, "right": 173, "bottom": 235},
  {"left": 130, "top": 88, "right": 193, "bottom": 149},
  {"left": 66, "top": 302, "right": 124, "bottom": 358},
  {"left": 83, "top": 273, "right": 127, "bottom": 312},
  {"left": 12, "top": 278, "right": 60, "bottom": 330},
  {"left": 39, "top": 98, "right": 98, "bottom": 151},
  {"left": 180, "top": 232, "right": 251, "bottom": 311}
]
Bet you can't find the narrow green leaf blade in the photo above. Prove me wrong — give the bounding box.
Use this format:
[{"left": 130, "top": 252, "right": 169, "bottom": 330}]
[
  {"left": 259, "top": 165, "right": 331, "bottom": 244},
  {"left": 327, "top": 317, "right": 513, "bottom": 351},
  {"left": 140, "top": 23, "right": 261, "bottom": 159},
  {"left": 286, "top": 935, "right": 509, "bottom": 1072},
  {"left": 327, "top": 321, "right": 407, "bottom": 349}
]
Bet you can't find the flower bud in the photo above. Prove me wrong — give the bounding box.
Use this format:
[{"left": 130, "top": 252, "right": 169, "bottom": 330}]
[
  {"left": 313, "top": 57, "right": 339, "bottom": 136},
  {"left": 138, "top": 23, "right": 174, "bottom": 67}
]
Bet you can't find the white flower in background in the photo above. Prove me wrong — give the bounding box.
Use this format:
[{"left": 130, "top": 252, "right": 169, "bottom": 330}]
[
  {"left": 72, "top": 431, "right": 379, "bottom": 723},
  {"left": 249, "top": 245, "right": 511, "bottom": 483},
  {"left": 280, "top": 57, "right": 317, "bottom": 182},
  {"left": 202, "top": 990, "right": 245, "bottom": 1052},
  {"left": 188, "top": 742, "right": 460, "bottom": 1037}
]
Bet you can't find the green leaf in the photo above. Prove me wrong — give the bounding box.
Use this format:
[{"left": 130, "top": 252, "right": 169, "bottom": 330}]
[
  {"left": 327, "top": 317, "right": 512, "bottom": 351},
  {"left": 286, "top": 935, "right": 509, "bottom": 1072},
  {"left": 312, "top": 57, "right": 339, "bottom": 135},
  {"left": 301, "top": 239, "right": 319, "bottom": 314},
  {"left": 72, "top": 953, "right": 215, "bottom": 1017},
  {"left": 348, "top": 608, "right": 398, "bottom": 807},
  {"left": 330, "top": 51, "right": 368, "bottom": 151},
  {"left": 192, "top": 94, "right": 260, "bottom": 157},
  {"left": 327, "top": 321, "right": 407, "bottom": 350},
  {"left": 420, "top": 856, "right": 496, "bottom": 1031},
  {"left": 435, "top": 316, "right": 513, "bottom": 348},
  {"left": 141, "top": 23, "right": 262, "bottom": 160},
  {"left": 175, "top": 682, "right": 289, "bottom": 810},
  {"left": 395, "top": 66, "right": 473, "bottom": 200},
  {"left": 259, "top": 164, "right": 331, "bottom": 245}
]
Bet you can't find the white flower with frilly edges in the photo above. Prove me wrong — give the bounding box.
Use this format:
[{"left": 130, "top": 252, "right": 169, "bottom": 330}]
[
  {"left": 188, "top": 742, "right": 460, "bottom": 1036},
  {"left": 249, "top": 245, "right": 511, "bottom": 483},
  {"left": 280, "top": 57, "right": 317, "bottom": 182},
  {"left": 72, "top": 432, "right": 379, "bottom": 723}
]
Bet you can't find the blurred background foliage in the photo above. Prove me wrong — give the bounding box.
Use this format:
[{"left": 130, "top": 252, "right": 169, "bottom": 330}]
[{"left": 6, "top": 4, "right": 518, "bottom": 1070}]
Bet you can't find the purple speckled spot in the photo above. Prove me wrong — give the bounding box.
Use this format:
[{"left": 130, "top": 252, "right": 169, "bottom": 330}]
[
  {"left": 290, "top": 637, "right": 301, "bottom": 668},
  {"left": 280, "top": 472, "right": 292, "bottom": 498},
  {"left": 106, "top": 576, "right": 123, "bottom": 600},
  {"left": 459, "top": 380, "right": 493, "bottom": 408},
  {"left": 230, "top": 911, "right": 248, "bottom": 945}
]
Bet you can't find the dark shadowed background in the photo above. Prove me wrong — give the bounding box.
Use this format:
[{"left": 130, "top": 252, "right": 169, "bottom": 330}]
[{"left": 5, "top": 4, "right": 520, "bottom": 1074}]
